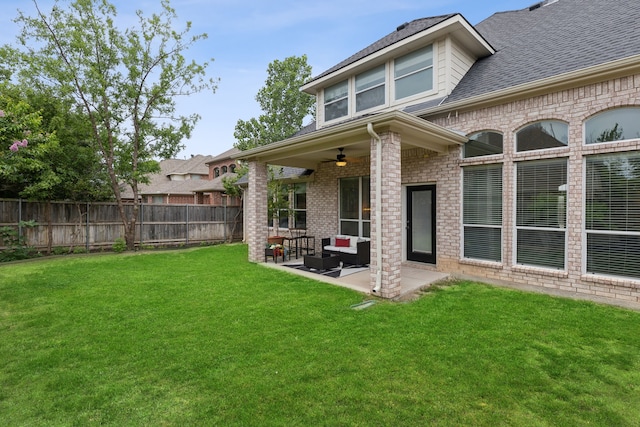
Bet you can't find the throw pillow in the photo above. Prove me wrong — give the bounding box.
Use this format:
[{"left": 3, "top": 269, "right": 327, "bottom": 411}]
[{"left": 336, "top": 237, "right": 350, "bottom": 247}]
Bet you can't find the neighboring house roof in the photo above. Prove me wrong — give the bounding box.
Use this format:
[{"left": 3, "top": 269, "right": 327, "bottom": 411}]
[
  {"left": 162, "top": 154, "right": 213, "bottom": 176},
  {"left": 120, "top": 155, "right": 217, "bottom": 199},
  {"left": 235, "top": 166, "right": 312, "bottom": 186},
  {"left": 442, "top": 0, "right": 640, "bottom": 105},
  {"left": 191, "top": 174, "right": 237, "bottom": 192},
  {"left": 208, "top": 147, "right": 241, "bottom": 164},
  {"left": 139, "top": 178, "right": 211, "bottom": 196}
]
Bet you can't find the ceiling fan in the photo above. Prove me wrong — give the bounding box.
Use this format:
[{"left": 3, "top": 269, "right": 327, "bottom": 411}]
[{"left": 335, "top": 147, "right": 347, "bottom": 167}]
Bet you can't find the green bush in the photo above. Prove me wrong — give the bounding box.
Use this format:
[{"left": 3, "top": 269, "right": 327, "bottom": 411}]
[
  {"left": 52, "top": 246, "right": 69, "bottom": 256},
  {"left": 112, "top": 237, "right": 127, "bottom": 253},
  {"left": 0, "top": 221, "right": 38, "bottom": 262}
]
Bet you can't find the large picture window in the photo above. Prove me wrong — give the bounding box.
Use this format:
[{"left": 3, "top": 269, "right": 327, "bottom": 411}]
[
  {"left": 516, "top": 121, "right": 568, "bottom": 152},
  {"left": 356, "top": 65, "right": 385, "bottom": 112},
  {"left": 463, "top": 165, "right": 503, "bottom": 262},
  {"left": 516, "top": 159, "right": 567, "bottom": 269},
  {"left": 324, "top": 80, "right": 348, "bottom": 121},
  {"left": 339, "top": 176, "right": 370, "bottom": 237},
  {"left": 585, "top": 107, "right": 640, "bottom": 144},
  {"left": 394, "top": 45, "right": 433, "bottom": 100},
  {"left": 586, "top": 152, "right": 640, "bottom": 279}
]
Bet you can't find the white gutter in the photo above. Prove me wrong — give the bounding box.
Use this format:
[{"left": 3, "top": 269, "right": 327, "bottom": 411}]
[{"left": 367, "top": 123, "right": 383, "bottom": 293}]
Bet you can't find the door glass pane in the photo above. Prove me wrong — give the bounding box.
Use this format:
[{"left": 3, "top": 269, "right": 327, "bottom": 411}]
[{"left": 412, "top": 190, "right": 432, "bottom": 254}]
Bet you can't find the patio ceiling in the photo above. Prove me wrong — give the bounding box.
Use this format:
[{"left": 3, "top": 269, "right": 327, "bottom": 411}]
[{"left": 232, "top": 110, "right": 468, "bottom": 169}]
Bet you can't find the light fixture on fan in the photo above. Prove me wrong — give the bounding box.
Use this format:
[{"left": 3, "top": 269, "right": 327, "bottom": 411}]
[{"left": 335, "top": 147, "right": 347, "bottom": 167}]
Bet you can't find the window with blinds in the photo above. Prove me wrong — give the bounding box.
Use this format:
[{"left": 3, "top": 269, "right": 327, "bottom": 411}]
[
  {"left": 463, "top": 165, "right": 502, "bottom": 262},
  {"left": 516, "top": 158, "right": 567, "bottom": 269},
  {"left": 586, "top": 152, "right": 640, "bottom": 279}
]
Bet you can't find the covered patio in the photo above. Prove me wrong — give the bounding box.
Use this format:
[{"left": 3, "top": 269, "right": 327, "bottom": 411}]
[
  {"left": 233, "top": 110, "right": 467, "bottom": 299},
  {"left": 262, "top": 257, "right": 450, "bottom": 300}
]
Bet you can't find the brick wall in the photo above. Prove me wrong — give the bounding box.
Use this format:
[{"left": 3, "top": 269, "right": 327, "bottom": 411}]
[
  {"left": 246, "top": 161, "right": 268, "bottom": 262},
  {"left": 421, "top": 73, "right": 640, "bottom": 303}
]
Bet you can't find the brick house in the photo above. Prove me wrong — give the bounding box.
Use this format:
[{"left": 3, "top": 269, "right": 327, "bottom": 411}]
[
  {"left": 125, "top": 150, "right": 241, "bottom": 206},
  {"left": 194, "top": 147, "right": 242, "bottom": 206},
  {"left": 234, "top": 0, "right": 640, "bottom": 303},
  {"left": 129, "top": 155, "right": 214, "bottom": 204}
]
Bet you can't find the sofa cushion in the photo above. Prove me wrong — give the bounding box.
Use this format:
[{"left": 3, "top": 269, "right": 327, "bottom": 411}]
[
  {"left": 324, "top": 245, "right": 357, "bottom": 254},
  {"left": 336, "top": 237, "right": 350, "bottom": 247}
]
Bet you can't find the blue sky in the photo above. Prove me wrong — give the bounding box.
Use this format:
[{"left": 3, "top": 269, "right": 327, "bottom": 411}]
[{"left": 1, "top": 0, "right": 536, "bottom": 158}]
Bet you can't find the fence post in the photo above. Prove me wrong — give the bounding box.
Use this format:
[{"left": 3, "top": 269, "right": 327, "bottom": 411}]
[
  {"left": 18, "top": 198, "right": 23, "bottom": 239},
  {"left": 85, "top": 202, "right": 90, "bottom": 252},
  {"left": 224, "top": 201, "right": 228, "bottom": 242},
  {"left": 185, "top": 204, "right": 189, "bottom": 245},
  {"left": 140, "top": 203, "right": 144, "bottom": 246}
]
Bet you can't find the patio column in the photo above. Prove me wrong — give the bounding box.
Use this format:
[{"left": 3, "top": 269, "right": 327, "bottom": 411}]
[
  {"left": 370, "top": 130, "right": 402, "bottom": 299},
  {"left": 247, "top": 160, "right": 268, "bottom": 262}
]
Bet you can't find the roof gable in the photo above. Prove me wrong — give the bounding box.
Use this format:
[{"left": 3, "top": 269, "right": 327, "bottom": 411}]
[{"left": 302, "top": 14, "right": 493, "bottom": 94}]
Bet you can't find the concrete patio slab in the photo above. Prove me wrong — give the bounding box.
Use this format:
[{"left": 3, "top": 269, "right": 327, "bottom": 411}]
[{"left": 262, "top": 260, "right": 450, "bottom": 299}]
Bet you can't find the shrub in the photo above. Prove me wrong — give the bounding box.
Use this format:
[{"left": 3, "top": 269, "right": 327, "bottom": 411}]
[
  {"left": 0, "top": 221, "right": 38, "bottom": 262},
  {"left": 112, "top": 238, "right": 127, "bottom": 253}
]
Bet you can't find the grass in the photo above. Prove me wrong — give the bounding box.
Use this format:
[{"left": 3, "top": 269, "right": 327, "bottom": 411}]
[{"left": 1, "top": 244, "right": 640, "bottom": 426}]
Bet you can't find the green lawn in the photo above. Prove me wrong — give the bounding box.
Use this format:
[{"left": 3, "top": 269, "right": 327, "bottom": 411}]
[{"left": 1, "top": 244, "right": 640, "bottom": 426}]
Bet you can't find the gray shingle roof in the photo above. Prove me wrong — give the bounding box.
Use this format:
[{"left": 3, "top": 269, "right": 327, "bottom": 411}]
[
  {"left": 444, "top": 0, "right": 640, "bottom": 104},
  {"left": 208, "top": 147, "right": 241, "bottom": 163},
  {"left": 235, "top": 166, "right": 312, "bottom": 185},
  {"left": 309, "top": 14, "right": 457, "bottom": 83}
]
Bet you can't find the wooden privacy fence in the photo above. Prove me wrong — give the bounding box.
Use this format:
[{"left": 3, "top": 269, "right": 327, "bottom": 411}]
[{"left": 0, "top": 199, "right": 243, "bottom": 252}]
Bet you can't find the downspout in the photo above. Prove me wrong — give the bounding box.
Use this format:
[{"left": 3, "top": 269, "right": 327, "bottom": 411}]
[{"left": 367, "top": 123, "right": 383, "bottom": 293}]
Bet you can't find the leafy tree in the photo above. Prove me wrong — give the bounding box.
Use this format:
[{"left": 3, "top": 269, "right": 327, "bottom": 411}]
[
  {"left": 231, "top": 56, "right": 314, "bottom": 233},
  {"left": 0, "top": 84, "right": 60, "bottom": 200},
  {"left": 5, "top": 0, "right": 217, "bottom": 249},
  {"left": 234, "top": 55, "right": 314, "bottom": 150},
  {"left": 1, "top": 78, "right": 112, "bottom": 201}
]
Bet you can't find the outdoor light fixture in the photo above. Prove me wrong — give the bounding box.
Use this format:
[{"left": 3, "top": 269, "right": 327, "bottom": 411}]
[{"left": 335, "top": 148, "right": 347, "bottom": 167}]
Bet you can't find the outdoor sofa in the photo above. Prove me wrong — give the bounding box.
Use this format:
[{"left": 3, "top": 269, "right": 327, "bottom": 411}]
[{"left": 321, "top": 235, "right": 370, "bottom": 266}]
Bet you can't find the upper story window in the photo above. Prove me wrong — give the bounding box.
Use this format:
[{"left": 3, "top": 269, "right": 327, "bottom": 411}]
[
  {"left": 356, "top": 65, "right": 385, "bottom": 112},
  {"left": 230, "top": 164, "right": 236, "bottom": 173},
  {"left": 222, "top": 166, "right": 228, "bottom": 174},
  {"left": 324, "top": 80, "right": 348, "bottom": 121},
  {"left": 464, "top": 131, "right": 503, "bottom": 158},
  {"left": 214, "top": 168, "right": 220, "bottom": 178},
  {"left": 394, "top": 45, "right": 433, "bottom": 100},
  {"left": 585, "top": 107, "right": 640, "bottom": 144},
  {"left": 516, "top": 120, "right": 568, "bottom": 152}
]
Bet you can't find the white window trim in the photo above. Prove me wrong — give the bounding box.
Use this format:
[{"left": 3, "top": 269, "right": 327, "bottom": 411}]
[
  {"left": 319, "top": 43, "right": 439, "bottom": 127},
  {"left": 512, "top": 160, "right": 569, "bottom": 271},
  {"left": 460, "top": 165, "right": 503, "bottom": 263},
  {"left": 514, "top": 120, "right": 570, "bottom": 153},
  {"left": 582, "top": 152, "right": 640, "bottom": 281},
  {"left": 339, "top": 176, "right": 370, "bottom": 238},
  {"left": 354, "top": 64, "right": 387, "bottom": 114},
  {"left": 582, "top": 106, "right": 640, "bottom": 146}
]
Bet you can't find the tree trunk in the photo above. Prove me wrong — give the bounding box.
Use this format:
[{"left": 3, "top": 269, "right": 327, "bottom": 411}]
[{"left": 124, "top": 203, "right": 139, "bottom": 251}]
